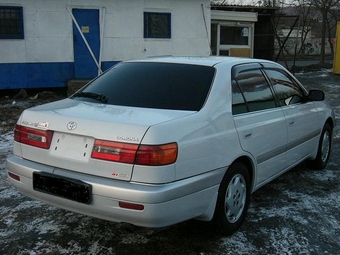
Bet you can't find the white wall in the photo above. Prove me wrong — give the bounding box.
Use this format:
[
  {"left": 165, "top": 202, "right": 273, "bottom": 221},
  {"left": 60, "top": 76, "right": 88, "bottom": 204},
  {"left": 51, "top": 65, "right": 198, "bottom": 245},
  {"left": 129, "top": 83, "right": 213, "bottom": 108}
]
[
  {"left": 0, "top": 0, "right": 211, "bottom": 64},
  {"left": 0, "top": 0, "right": 73, "bottom": 63}
]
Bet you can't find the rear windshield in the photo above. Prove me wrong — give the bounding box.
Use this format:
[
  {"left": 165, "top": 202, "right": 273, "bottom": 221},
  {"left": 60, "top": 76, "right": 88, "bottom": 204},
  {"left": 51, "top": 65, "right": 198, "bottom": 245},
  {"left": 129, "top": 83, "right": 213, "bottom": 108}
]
[{"left": 72, "top": 62, "right": 215, "bottom": 111}]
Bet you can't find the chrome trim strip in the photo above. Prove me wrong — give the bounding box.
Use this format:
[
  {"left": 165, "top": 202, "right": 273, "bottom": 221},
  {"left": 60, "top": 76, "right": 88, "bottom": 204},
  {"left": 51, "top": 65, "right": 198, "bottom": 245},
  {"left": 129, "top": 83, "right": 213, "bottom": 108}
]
[
  {"left": 257, "top": 145, "right": 286, "bottom": 164},
  {"left": 257, "top": 129, "right": 321, "bottom": 164},
  {"left": 286, "top": 129, "right": 321, "bottom": 151}
]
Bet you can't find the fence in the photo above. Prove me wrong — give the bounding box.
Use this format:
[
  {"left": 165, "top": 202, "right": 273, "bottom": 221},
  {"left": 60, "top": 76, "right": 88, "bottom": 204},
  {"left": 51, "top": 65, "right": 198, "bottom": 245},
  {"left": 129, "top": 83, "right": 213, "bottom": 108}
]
[{"left": 274, "top": 37, "right": 335, "bottom": 57}]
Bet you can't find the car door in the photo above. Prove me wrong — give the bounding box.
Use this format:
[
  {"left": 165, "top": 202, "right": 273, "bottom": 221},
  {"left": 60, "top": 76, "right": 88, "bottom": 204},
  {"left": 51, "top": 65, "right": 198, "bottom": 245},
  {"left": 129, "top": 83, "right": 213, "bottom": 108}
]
[
  {"left": 231, "top": 64, "right": 288, "bottom": 186},
  {"left": 263, "top": 68, "right": 320, "bottom": 167}
]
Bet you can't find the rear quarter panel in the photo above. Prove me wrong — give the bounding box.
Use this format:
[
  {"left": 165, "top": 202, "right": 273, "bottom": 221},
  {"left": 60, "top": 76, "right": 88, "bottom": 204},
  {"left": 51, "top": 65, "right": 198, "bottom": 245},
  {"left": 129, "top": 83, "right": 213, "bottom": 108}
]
[{"left": 138, "top": 64, "right": 246, "bottom": 181}]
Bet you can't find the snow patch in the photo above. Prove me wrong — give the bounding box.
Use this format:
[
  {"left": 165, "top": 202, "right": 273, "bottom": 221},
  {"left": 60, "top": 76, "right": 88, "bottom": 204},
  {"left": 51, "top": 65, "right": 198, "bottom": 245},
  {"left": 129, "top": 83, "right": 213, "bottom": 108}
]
[
  {"left": 268, "top": 227, "right": 311, "bottom": 254},
  {"left": 220, "top": 231, "right": 258, "bottom": 253},
  {"left": 0, "top": 131, "right": 13, "bottom": 151},
  {"left": 121, "top": 233, "right": 149, "bottom": 244}
]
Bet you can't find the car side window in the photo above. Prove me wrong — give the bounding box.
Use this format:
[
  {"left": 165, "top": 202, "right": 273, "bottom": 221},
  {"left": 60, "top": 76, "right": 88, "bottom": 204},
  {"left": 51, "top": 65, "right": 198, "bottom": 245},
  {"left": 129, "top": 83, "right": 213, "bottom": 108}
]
[
  {"left": 264, "top": 69, "right": 305, "bottom": 106},
  {"left": 232, "top": 69, "right": 276, "bottom": 114},
  {"left": 232, "top": 79, "right": 248, "bottom": 114}
]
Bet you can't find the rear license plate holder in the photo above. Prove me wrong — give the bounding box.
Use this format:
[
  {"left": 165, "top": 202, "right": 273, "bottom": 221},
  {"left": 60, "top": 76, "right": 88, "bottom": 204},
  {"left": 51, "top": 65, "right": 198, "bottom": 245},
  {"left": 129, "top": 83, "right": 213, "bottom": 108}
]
[
  {"left": 49, "top": 133, "right": 94, "bottom": 162},
  {"left": 33, "top": 172, "right": 91, "bottom": 204}
]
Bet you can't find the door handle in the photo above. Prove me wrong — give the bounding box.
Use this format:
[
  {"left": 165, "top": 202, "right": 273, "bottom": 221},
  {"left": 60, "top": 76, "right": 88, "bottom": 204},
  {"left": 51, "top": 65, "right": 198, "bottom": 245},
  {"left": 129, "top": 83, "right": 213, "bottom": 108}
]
[
  {"left": 289, "top": 119, "right": 295, "bottom": 126},
  {"left": 244, "top": 131, "right": 253, "bottom": 139}
]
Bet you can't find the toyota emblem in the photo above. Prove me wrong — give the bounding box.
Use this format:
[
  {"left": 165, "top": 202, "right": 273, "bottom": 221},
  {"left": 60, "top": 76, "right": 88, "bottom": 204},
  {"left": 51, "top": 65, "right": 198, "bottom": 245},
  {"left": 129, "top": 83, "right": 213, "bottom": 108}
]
[{"left": 67, "top": 121, "right": 77, "bottom": 131}]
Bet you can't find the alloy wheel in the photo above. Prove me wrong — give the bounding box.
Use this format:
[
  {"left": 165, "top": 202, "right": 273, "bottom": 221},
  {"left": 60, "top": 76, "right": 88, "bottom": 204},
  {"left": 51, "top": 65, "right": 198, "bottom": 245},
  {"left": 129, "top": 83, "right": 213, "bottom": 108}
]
[{"left": 225, "top": 174, "right": 246, "bottom": 223}]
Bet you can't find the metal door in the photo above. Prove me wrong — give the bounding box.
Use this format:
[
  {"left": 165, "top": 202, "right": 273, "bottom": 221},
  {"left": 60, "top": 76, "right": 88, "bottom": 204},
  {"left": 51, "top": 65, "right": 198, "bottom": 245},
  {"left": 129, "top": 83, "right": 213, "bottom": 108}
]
[{"left": 72, "top": 9, "right": 100, "bottom": 79}]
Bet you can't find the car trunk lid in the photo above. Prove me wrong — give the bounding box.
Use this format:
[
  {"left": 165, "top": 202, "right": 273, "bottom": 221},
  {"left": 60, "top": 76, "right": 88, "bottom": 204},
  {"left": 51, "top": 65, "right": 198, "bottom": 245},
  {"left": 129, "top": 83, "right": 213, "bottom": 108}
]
[{"left": 16, "top": 99, "right": 193, "bottom": 181}]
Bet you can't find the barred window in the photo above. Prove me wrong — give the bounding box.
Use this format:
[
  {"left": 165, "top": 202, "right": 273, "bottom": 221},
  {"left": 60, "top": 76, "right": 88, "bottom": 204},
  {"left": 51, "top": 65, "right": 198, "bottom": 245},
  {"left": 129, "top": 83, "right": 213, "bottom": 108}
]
[
  {"left": 144, "top": 12, "right": 171, "bottom": 39},
  {"left": 0, "top": 6, "right": 24, "bottom": 39}
]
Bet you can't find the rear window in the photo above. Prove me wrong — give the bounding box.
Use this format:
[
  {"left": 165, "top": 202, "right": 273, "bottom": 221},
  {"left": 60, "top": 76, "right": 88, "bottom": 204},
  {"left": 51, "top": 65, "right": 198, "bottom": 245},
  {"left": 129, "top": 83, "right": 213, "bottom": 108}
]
[{"left": 72, "top": 62, "right": 215, "bottom": 111}]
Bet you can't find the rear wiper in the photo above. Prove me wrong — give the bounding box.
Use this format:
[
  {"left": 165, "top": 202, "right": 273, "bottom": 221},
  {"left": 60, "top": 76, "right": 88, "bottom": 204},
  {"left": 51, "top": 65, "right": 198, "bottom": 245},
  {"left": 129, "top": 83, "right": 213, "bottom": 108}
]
[{"left": 72, "top": 92, "right": 108, "bottom": 104}]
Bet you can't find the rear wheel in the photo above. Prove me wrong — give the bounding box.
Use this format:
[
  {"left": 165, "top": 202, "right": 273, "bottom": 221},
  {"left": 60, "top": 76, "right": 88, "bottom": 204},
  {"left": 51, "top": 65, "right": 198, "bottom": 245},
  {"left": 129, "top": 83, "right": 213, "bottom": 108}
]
[
  {"left": 307, "top": 123, "right": 332, "bottom": 170},
  {"left": 213, "top": 162, "right": 250, "bottom": 236}
]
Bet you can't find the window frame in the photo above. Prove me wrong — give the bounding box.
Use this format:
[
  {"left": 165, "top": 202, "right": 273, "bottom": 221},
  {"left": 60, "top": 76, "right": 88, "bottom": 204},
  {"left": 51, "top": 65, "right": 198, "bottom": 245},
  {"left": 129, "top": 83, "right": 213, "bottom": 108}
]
[
  {"left": 0, "top": 6, "right": 24, "bottom": 39},
  {"left": 74, "top": 62, "right": 215, "bottom": 111},
  {"left": 231, "top": 63, "right": 278, "bottom": 115},
  {"left": 143, "top": 12, "right": 171, "bottom": 39},
  {"left": 263, "top": 68, "right": 307, "bottom": 106},
  {"left": 231, "top": 63, "right": 312, "bottom": 115}
]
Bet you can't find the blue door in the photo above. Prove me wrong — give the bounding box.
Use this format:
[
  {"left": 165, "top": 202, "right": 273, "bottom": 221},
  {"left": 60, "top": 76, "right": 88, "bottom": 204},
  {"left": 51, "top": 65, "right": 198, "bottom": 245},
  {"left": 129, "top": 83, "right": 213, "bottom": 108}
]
[{"left": 72, "top": 9, "right": 100, "bottom": 79}]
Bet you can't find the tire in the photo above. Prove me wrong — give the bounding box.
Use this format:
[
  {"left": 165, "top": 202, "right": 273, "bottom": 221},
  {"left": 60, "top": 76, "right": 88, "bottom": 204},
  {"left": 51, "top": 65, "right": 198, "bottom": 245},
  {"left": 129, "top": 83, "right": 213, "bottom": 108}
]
[
  {"left": 307, "top": 123, "right": 332, "bottom": 170},
  {"left": 213, "top": 162, "right": 251, "bottom": 236}
]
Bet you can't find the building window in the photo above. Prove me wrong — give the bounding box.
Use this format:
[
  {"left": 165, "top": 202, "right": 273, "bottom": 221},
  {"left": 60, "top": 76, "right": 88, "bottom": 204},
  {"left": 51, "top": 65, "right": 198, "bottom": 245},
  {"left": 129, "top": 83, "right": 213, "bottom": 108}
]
[
  {"left": 144, "top": 12, "right": 171, "bottom": 39},
  {"left": 211, "top": 22, "right": 253, "bottom": 57},
  {"left": 0, "top": 6, "right": 24, "bottom": 39},
  {"left": 220, "top": 26, "right": 249, "bottom": 46}
]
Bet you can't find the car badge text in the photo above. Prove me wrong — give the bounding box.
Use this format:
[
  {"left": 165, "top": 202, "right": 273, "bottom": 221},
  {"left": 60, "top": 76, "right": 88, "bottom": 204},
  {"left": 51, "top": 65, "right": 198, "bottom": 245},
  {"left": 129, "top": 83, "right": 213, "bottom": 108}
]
[
  {"left": 116, "top": 136, "right": 139, "bottom": 142},
  {"left": 22, "top": 121, "right": 49, "bottom": 129}
]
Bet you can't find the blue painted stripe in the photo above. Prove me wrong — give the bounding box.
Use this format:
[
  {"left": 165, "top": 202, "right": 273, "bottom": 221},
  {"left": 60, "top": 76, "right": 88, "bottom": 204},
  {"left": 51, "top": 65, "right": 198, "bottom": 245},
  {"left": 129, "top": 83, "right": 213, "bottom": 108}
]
[
  {"left": 0, "top": 61, "right": 119, "bottom": 90},
  {"left": 0, "top": 62, "right": 74, "bottom": 89}
]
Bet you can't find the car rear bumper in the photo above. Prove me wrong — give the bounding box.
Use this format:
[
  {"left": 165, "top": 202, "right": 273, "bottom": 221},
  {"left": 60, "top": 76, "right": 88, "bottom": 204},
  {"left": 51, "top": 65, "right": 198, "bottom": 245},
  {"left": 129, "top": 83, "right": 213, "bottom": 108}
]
[{"left": 6, "top": 155, "right": 225, "bottom": 228}]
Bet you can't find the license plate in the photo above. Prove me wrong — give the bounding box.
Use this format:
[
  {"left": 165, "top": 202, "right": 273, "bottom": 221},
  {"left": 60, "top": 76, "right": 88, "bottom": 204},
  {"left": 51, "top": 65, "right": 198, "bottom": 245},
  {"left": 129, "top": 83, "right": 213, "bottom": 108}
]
[
  {"left": 33, "top": 172, "right": 91, "bottom": 204},
  {"left": 49, "top": 133, "right": 94, "bottom": 162}
]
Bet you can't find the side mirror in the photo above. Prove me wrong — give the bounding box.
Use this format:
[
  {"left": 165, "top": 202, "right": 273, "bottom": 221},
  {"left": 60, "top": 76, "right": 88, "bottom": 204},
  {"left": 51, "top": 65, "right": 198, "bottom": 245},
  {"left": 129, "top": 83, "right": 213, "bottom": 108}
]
[{"left": 308, "top": 89, "right": 325, "bottom": 101}]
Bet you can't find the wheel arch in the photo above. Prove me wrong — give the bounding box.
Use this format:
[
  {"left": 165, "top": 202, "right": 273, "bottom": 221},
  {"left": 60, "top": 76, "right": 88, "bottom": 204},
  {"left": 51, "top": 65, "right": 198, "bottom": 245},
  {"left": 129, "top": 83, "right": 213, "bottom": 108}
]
[
  {"left": 324, "top": 117, "right": 335, "bottom": 142},
  {"left": 325, "top": 117, "right": 334, "bottom": 133},
  {"left": 232, "top": 156, "right": 256, "bottom": 192},
  {"left": 211, "top": 156, "right": 255, "bottom": 235}
]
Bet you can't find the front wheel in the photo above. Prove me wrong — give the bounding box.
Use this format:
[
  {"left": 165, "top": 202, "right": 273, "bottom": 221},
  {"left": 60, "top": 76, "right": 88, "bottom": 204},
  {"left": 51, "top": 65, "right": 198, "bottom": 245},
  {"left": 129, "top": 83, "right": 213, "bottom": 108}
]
[
  {"left": 213, "top": 162, "right": 251, "bottom": 236},
  {"left": 307, "top": 123, "right": 332, "bottom": 170}
]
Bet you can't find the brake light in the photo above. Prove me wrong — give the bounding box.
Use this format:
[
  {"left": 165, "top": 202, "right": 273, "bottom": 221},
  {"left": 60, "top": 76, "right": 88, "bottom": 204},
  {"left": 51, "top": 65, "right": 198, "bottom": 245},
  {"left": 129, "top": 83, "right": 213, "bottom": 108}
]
[
  {"left": 14, "top": 124, "right": 53, "bottom": 149},
  {"left": 136, "top": 143, "right": 178, "bottom": 166},
  {"left": 91, "top": 140, "right": 178, "bottom": 166},
  {"left": 92, "top": 140, "right": 138, "bottom": 164}
]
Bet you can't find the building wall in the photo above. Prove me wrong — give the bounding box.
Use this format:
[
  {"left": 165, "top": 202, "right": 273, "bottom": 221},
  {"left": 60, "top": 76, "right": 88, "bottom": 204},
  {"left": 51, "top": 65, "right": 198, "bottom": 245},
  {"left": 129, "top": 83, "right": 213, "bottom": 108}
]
[{"left": 0, "top": 0, "right": 211, "bottom": 90}]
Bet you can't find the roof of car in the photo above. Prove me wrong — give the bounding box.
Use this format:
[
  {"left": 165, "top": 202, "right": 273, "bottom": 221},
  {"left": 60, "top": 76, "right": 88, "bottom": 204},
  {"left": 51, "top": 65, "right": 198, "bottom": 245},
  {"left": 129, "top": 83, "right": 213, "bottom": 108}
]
[{"left": 125, "top": 56, "right": 276, "bottom": 67}]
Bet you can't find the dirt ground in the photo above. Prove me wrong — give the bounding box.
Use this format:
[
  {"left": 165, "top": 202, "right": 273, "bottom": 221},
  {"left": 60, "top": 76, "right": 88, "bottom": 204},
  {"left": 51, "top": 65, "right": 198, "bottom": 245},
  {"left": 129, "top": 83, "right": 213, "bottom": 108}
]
[{"left": 1, "top": 69, "right": 340, "bottom": 255}]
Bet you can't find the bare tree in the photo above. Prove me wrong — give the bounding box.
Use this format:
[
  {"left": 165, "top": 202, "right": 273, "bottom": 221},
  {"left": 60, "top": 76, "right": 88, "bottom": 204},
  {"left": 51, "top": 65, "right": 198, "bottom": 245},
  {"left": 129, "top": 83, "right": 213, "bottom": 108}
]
[
  {"left": 291, "top": 0, "right": 319, "bottom": 57},
  {"left": 275, "top": 1, "right": 318, "bottom": 70},
  {"left": 312, "top": 0, "right": 340, "bottom": 64},
  {"left": 327, "top": 5, "right": 340, "bottom": 56}
]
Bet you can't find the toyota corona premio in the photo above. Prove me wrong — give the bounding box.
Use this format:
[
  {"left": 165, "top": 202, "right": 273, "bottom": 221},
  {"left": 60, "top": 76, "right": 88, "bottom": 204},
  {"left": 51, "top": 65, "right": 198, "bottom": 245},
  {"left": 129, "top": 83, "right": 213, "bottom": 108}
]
[{"left": 6, "top": 57, "right": 335, "bottom": 235}]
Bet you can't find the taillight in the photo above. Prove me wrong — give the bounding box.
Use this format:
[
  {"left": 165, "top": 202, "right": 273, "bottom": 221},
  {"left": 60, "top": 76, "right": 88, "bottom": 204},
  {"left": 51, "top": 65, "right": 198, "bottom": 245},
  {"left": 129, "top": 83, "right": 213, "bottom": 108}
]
[
  {"left": 92, "top": 140, "right": 139, "bottom": 164},
  {"left": 14, "top": 124, "right": 53, "bottom": 149},
  {"left": 135, "top": 143, "right": 178, "bottom": 166},
  {"left": 91, "top": 140, "right": 178, "bottom": 166}
]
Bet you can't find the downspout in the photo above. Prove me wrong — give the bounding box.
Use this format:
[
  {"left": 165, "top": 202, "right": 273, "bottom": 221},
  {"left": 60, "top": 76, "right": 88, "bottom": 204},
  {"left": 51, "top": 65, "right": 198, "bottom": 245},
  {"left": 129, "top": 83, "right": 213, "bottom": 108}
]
[
  {"left": 98, "top": 7, "right": 106, "bottom": 76},
  {"left": 67, "top": 7, "right": 103, "bottom": 75}
]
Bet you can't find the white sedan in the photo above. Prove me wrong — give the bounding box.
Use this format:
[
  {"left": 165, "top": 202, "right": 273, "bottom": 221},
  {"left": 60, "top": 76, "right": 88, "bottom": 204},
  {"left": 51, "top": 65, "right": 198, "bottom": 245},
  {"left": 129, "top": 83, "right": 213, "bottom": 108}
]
[{"left": 6, "top": 57, "right": 335, "bottom": 235}]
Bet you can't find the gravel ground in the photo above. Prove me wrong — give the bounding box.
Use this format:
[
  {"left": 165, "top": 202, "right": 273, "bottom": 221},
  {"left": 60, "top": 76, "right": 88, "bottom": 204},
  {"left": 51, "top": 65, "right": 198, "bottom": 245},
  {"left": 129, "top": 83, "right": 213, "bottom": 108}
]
[{"left": 1, "top": 70, "right": 340, "bottom": 255}]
